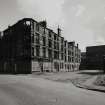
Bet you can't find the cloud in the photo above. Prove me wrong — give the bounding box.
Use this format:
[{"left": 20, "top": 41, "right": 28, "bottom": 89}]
[
  {"left": 75, "top": 5, "right": 85, "bottom": 17},
  {"left": 17, "top": 0, "right": 105, "bottom": 51},
  {"left": 62, "top": 0, "right": 105, "bottom": 50},
  {"left": 0, "top": 0, "right": 25, "bottom": 30},
  {"left": 17, "top": 0, "right": 64, "bottom": 26}
]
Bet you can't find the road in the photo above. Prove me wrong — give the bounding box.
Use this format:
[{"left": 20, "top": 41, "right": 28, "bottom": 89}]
[{"left": 0, "top": 74, "right": 105, "bottom": 105}]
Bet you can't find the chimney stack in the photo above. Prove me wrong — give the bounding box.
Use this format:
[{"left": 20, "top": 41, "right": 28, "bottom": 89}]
[
  {"left": 77, "top": 43, "right": 79, "bottom": 48},
  {"left": 39, "top": 20, "right": 47, "bottom": 28},
  {"left": 57, "top": 25, "right": 61, "bottom": 36}
]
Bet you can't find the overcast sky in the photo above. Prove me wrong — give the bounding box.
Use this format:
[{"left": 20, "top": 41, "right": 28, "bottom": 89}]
[{"left": 0, "top": 0, "right": 105, "bottom": 51}]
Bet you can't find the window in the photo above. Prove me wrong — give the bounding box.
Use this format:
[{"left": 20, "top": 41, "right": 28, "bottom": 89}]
[
  {"left": 54, "top": 62, "right": 57, "bottom": 69},
  {"left": 54, "top": 34, "right": 57, "bottom": 40},
  {"left": 48, "top": 49, "right": 52, "bottom": 59},
  {"left": 48, "top": 39, "right": 52, "bottom": 48},
  {"left": 60, "top": 63, "right": 62, "bottom": 69},
  {"left": 65, "top": 49, "right": 66, "bottom": 54},
  {"left": 54, "top": 42, "right": 57, "bottom": 49},
  {"left": 61, "top": 45, "right": 63, "bottom": 52},
  {"left": 54, "top": 42, "right": 59, "bottom": 50},
  {"left": 60, "top": 63, "right": 64, "bottom": 69},
  {"left": 64, "top": 41, "right": 67, "bottom": 47},
  {"left": 26, "top": 21, "right": 31, "bottom": 26},
  {"left": 68, "top": 50, "right": 71, "bottom": 55},
  {"left": 72, "top": 57, "right": 74, "bottom": 62},
  {"left": 36, "top": 33, "right": 40, "bottom": 44},
  {"left": 61, "top": 53, "right": 64, "bottom": 60},
  {"left": 42, "top": 37, "right": 46, "bottom": 46},
  {"left": 62, "top": 63, "right": 64, "bottom": 69},
  {"left": 36, "top": 46, "right": 40, "bottom": 56},
  {"left": 54, "top": 51, "right": 57, "bottom": 59},
  {"left": 72, "top": 52, "right": 74, "bottom": 56},
  {"left": 65, "top": 56, "right": 67, "bottom": 62},
  {"left": 61, "top": 38, "right": 64, "bottom": 43},
  {"left": 67, "top": 64, "right": 69, "bottom": 70},
  {"left": 57, "top": 36, "right": 59, "bottom": 41},
  {"left": 49, "top": 31, "right": 52, "bottom": 38},
  {"left": 54, "top": 51, "right": 59, "bottom": 59},
  {"left": 65, "top": 64, "right": 66, "bottom": 69},
  {"left": 57, "top": 43, "right": 59, "bottom": 50},
  {"left": 68, "top": 56, "right": 70, "bottom": 62},
  {"left": 32, "top": 47, "right": 34, "bottom": 56},
  {"left": 70, "top": 58, "right": 72, "bottom": 62},
  {"left": 43, "top": 47, "right": 46, "bottom": 57},
  {"left": 36, "top": 24, "right": 39, "bottom": 31},
  {"left": 43, "top": 28, "right": 46, "bottom": 34}
]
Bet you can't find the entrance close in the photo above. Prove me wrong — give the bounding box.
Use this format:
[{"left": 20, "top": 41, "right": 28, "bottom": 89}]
[{"left": 54, "top": 62, "right": 59, "bottom": 72}]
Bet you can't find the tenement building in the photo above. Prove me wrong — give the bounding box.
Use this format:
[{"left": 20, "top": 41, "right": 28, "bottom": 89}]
[{"left": 0, "top": 18, "right": 81, "bottom": 73}]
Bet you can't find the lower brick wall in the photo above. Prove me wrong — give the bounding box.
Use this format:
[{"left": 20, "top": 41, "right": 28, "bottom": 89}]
[
  {"left": 0, "top": 60, "right": 31, "bottom": 74},
  {"left": 32, "top": 61, "right": 52, "bottom": 72},
  {"left": 32, "top": 61, "right": 40, "bottom": 72},
  {"left": 0, "top": 60, "right": 80, "bottom": 74}
]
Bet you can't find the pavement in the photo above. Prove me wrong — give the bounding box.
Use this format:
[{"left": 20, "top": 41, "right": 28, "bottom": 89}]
[
  {"left": 73, "top": 75, "right": 105, "bottom": 92},
  {"left": 0, "top": 74, "right": 105, "bottom": 105}
]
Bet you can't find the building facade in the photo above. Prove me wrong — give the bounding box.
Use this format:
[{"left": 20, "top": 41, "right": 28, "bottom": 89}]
[
  {"left": 86, "top": 45, "right": 105, "bottom": 70},
  {"left": 0, "top": 18, "right": 81, "bottom": 73},
  {"left": 79, "top": 52, "right": 87, "bottom": 70}
]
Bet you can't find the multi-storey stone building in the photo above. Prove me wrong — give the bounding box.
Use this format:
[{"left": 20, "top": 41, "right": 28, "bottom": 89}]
[{"left": 0, "top": 18, "right": 81, "bottom": 73}]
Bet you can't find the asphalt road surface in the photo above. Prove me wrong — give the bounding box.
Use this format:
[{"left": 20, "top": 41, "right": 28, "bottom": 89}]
[{"left": 0, "top": 75, "right": 105, "bottom": 105}]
